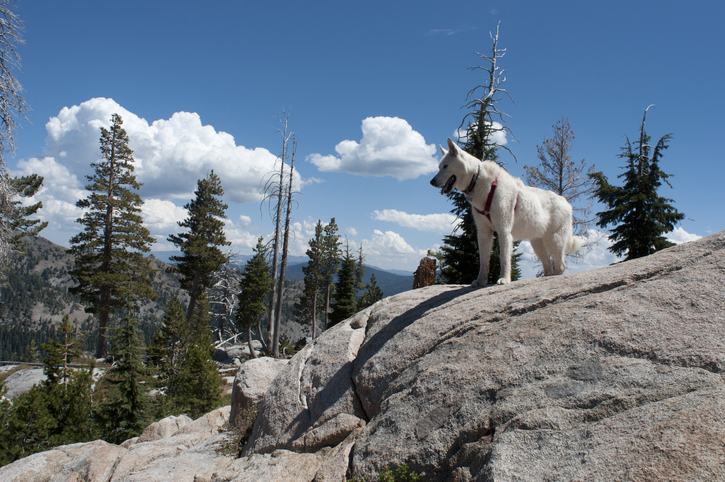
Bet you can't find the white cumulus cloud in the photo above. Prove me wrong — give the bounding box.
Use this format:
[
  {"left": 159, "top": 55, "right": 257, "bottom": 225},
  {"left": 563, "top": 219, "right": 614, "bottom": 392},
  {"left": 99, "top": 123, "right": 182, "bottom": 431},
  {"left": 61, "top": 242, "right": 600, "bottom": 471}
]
[
  {"left": 307, "top": 116, "right": 438, "bottom": 180},
  {"left": 42, "top": 97, "right": 291, "bottom": 204},
  {"left": 141, "top": 199, "right": 188, "bottom": 238},
  {"left": 372, "top": 209, "right": 457, "bottom": 233},
  {"left": 455, "top": 120, "right": 508, "bottom": 147},
  {"left": 666, "top": 227, "right": 702, "bottom": 245},
  {"left": 13, "top": 97, "right": 304, "bottom": 249},
  {"left": 362, "top": 229, "right": 427, "bottom": 268}
]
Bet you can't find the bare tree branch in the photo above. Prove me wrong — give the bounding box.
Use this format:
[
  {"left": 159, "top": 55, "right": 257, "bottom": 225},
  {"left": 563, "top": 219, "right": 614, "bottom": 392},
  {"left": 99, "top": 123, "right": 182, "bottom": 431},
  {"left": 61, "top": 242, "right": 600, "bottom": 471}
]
[{"left": 458, "top": 23, "right": 518, "bottom": 163}]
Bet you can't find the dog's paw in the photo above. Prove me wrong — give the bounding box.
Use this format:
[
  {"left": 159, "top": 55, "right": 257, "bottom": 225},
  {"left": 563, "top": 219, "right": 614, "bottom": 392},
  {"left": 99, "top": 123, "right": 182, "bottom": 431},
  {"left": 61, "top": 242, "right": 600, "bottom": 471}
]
[
  {"left": 471, "top": 277, "right": 486, "bottom": 288},
  {"left": 496, "top": 278, "right": 510, "bottom": 285}
]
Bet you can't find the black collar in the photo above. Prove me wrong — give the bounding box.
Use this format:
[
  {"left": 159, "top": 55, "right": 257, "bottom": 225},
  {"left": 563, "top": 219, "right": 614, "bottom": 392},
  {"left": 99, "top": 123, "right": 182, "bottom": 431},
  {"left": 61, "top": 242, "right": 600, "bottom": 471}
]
[{"left": 464, "top": 164, "right": 481, "bottom": 195}]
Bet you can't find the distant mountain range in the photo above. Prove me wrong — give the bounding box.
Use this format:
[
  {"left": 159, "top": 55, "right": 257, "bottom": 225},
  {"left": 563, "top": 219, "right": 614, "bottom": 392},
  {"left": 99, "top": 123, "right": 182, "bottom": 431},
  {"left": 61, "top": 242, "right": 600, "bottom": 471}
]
[{"left": 151, "top": 251, "right": 415, "bottom": 298}]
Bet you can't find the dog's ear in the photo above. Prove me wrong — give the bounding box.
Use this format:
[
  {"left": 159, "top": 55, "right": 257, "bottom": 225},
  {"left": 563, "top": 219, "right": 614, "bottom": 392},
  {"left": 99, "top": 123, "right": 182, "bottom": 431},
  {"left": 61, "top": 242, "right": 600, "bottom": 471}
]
[
  {"left": 447, "top": 137, "right": 459, "bottom": 157},
  {"left": 439, "top": 144, "right": 448, "bottom": 156}
]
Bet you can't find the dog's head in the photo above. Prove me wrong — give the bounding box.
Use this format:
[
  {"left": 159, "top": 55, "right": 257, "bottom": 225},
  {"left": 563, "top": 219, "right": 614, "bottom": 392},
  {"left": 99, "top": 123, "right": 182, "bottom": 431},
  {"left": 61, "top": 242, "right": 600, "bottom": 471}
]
[{"left": 430, "top": 137, "right": 466, "bottom": 195}]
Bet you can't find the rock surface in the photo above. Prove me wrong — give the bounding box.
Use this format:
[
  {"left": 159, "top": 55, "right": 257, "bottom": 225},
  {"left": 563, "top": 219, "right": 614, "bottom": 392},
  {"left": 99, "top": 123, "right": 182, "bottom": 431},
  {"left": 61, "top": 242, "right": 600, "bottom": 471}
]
[
  {"left": 229, "top": 357, "right": 289, "bottom": 426},
  {"left": 245, "top": 231, "right": 725, "bottom": 481},
  {"left": 2, "top": 232, "right": 724, "bottom": 481},
  {"left": 2, "top": 367, "right": 46, "bottom": 399}
]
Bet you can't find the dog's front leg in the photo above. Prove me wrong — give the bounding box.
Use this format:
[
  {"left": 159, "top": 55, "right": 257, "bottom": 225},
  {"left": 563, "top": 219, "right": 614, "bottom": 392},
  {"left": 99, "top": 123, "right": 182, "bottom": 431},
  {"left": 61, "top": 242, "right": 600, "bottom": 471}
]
[
  {"left": 497, "top": 230, "right": 514, "bottom": 284},
  {"left": 472, "top": 220, "right": 494, "bottom": 287}
]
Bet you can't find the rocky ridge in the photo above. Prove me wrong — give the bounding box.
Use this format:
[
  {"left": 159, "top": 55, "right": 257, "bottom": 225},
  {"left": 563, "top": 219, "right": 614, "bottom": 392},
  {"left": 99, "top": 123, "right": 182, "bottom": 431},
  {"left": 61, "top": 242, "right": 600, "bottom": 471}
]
[{"left": 0, "top": 231, "right": 723, "bottom": 481}]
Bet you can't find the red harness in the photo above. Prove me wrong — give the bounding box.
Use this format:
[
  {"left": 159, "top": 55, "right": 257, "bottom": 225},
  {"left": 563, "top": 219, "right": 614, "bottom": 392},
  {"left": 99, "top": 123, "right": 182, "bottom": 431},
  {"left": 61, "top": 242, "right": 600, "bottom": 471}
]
[{"left": 472, "top": 177, "right": 518, "bottom": 224}]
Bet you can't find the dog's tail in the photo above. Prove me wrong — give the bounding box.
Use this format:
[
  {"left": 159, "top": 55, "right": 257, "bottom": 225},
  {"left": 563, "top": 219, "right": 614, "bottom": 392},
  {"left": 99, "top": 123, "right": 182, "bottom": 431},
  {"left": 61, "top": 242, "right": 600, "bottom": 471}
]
[{"left": 567, "top": 235, "right": 585, "bottom": 254}]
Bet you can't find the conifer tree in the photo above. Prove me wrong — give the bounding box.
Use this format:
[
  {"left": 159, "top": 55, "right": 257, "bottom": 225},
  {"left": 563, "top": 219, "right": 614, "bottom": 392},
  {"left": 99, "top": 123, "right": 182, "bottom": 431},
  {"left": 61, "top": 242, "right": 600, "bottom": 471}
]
[
  {"left": 320, "top": 218, "right": 341, "bottom": 329},
  {"left": 148, "top": 297, "right": 186, "bottom": 415},
  {"left": 236, "top": 237, "right": 272, "bottom": 359},
  {"left": 69, "top": 113, "right": 157, "bottom": 359},
  {"left": 5, "top": 174, "right": 48, "bottom": 249},
  {"left": 0, "top": 323, "right": 97, "bottom": 466},
  {"left": 174, "top": 294, "right": 221, "bottom": 418},
  {"left": 42, "top": 315, "right": 81, "bottom": 388},
  {"left": 328, "top": 239, "right": 358, "bottom": 327},
  {"left": 294, "top": 220, "right": 324, "bottom": 338},
  {"left": 150, "top": 296, "right": 221, "bottom": 418},
  {"left": 168, "top": 170, "right": 230, "bottom": 323},
  {"left": 358, "top": 273, "right": 383, "bottom": 310},
  {"left": 590, "top": 107, "right": 685, "bottom": 260},
  {"left": 355, "top": 243, "right": 365, "bottom": 295},
  {"left": 95, "top": 314, "right": 150, "bottom": 444}
]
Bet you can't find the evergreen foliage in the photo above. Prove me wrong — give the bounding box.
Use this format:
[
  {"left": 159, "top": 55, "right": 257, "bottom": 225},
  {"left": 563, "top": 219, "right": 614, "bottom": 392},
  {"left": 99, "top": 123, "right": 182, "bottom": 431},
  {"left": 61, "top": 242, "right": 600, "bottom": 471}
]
[
  {"left": 320, "top": 218, "right": 342, "bottom": 329},
  {"left": 168, "top": 170, "right": 230, "bottom": 322},
  {"left": 590, "top": 107, "right": 685, "bottom": 260},
  {"left": 328, "top": 239, "right": 358, "bottom": 327},
  {"left": 358, "top": 273, "right": 384, "bottom": 310},
  {"left": 149, "top": 296, "right": 221, "bottom": 419},
  {"left": 236, "top": 237, "right": 272, "bottom": 357},
  {"left": 5, "top": 174, "right": 48, "bottom": 250},
  {"left": 0, "top": 326, "right": 96, "bottom": 467},
  {"left": 147, "top": 297, "right": 186, "bottom": 415},
  {"left": 95, "top": 314, "right": 150, "bottom": 444},
  {"left": 294, "top": 220, "right": 325, "bottom": 338},
  {"left": 69, "top": 113, "right": 157, "bottom": 359},
  {"left": 42, "top": 315, "right": 81, "bottom": 387}
]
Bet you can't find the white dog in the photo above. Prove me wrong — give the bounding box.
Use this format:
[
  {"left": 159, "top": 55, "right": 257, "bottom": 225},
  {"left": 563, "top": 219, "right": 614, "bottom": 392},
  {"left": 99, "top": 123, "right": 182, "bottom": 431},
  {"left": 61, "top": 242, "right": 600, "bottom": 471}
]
[{"left": 431, "top": 138, "right": 583, "bottom": 286}]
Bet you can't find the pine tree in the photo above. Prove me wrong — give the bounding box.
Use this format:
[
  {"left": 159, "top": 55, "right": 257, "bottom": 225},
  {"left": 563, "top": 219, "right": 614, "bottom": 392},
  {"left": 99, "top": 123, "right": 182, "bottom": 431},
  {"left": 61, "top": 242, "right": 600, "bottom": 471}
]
[
  {"left": 175, "top": 294, "right": 221, "bottom": 418},
  {"left": 236, "top": 237, "right": 272, "bottom": 359},
  {"left": 69, "top": 113, "right": 157, "bottom": 359},
  {"left": 320, "top": 218, "right": 342, "bottom": 330},
  {"left": 5, "top": 174, "right": 48, "bottom": 249},
  {"left": 355, "top": 243, "right": 365, "bottom": 296},
  {"left": 168, "top": 170, "right": 230, "bottom": 323},
  {"left": 148, "top": 297, "right": 186, "bottom": 415},
  {"left": 437, "top": 25, "right": 521, "bottom": 285},
  {"left": 95, "top": 314, "right": 150, "bottom": 444},
  {"left": 358, "top": 273, "right": 383, "bottom": 310},
  {"left": 590, "top": 106, "right": 685, "bottom": 260},
  {"left": 294, "top": 220, "right": 324, "bottom": 338},
  {"left": 328, "top": 239, "right": 358, "bottom": 327},
  {"left": 150, "top": 296, "right": 221, "bottom": 418},
  {"left": 0, "top": 323, "right": 97, "bottom": 466},
  {"left": 42, "top": 315, "right": 81, "bottom": 388}
]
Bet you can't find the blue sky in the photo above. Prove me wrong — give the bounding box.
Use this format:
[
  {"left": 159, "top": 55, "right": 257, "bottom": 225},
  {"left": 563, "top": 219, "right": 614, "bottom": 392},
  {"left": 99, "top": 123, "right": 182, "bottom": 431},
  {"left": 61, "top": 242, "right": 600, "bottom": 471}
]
[{"left": 8, "top": 1, "right": 723, "bottom": 277}]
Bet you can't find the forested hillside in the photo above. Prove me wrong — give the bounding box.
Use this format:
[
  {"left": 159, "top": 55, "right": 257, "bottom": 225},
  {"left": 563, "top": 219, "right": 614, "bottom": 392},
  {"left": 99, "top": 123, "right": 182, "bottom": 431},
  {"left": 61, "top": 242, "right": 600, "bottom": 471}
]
[
  {"left": 0, "top": 237, "right": 188, "bottom": 360},
  {"left": 0, "top": 236, "right": 415, "bottom": 361}
]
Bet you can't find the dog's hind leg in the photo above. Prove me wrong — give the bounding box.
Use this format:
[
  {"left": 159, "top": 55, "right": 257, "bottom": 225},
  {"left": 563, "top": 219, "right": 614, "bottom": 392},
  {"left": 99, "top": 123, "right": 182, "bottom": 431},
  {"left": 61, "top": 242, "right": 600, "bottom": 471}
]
[
  {"left": 530, "top": 238, "right": 553, "bottom": 276},
  {"left": 545, "top": 234, "right": 567, "bottom": 275}
]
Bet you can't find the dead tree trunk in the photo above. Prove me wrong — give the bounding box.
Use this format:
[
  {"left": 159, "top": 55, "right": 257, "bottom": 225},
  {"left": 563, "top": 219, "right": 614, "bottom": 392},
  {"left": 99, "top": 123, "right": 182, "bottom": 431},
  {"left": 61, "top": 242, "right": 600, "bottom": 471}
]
[{"left": 273, "top": 137, "right": 296, "bottom": 358}]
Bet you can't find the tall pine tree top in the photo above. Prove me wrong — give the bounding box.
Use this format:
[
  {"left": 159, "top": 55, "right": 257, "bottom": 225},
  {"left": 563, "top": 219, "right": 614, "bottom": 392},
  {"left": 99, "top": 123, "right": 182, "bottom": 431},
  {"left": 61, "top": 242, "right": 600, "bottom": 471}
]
[
  {"left": 168, "top": 170, "right": 230, "bottom": 320},
  {"left": 69, "top": 113, "right": 156, "bottom": 359},
  {"left": 590, "top": 107, "right": 685, "bottom": 260},
  {"left": 236, "top": 237, "right": 272, "bottom": 331}
]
